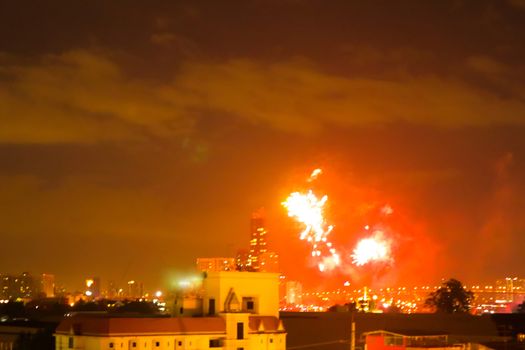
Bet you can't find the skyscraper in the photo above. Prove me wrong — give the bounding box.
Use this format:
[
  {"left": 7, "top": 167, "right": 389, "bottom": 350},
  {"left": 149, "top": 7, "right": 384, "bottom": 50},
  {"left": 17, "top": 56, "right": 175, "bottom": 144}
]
[{"left": 248, "top": 209, "right": 268, "bottom": 271}]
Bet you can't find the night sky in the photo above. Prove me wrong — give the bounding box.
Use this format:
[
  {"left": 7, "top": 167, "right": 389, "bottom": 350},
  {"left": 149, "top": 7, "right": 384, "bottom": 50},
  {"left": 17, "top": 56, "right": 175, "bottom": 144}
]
[{"left": 1, "top": 0, "right": 525, "bottom": 292}]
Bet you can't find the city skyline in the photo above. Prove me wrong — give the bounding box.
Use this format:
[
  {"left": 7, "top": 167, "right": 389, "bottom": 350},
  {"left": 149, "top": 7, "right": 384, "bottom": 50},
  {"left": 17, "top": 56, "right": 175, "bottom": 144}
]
[{"left": 1, "top": 1, "right": 525, "bottom": 291}]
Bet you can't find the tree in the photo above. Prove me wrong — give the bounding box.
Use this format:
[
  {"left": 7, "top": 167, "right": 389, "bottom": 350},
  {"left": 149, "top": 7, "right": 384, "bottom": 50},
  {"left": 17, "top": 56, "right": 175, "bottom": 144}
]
[
  {"left": 514, "top": 300, "right": 525, "bottom": 313},
  {"left": 425, "top": 278, "right": 474, "bottom": 313}
]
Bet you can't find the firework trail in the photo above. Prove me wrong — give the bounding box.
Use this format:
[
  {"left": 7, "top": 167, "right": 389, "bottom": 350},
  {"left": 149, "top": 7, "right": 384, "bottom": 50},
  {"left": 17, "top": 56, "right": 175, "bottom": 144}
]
[
  {"left": 351, "top": 227, "right": 392, "bottom": 266},
  {"left": 283, "top": 169, "right": 394, "bottom": 271},
  {"left": 282, "top": 169, "right": 340, "bottom": 271}
]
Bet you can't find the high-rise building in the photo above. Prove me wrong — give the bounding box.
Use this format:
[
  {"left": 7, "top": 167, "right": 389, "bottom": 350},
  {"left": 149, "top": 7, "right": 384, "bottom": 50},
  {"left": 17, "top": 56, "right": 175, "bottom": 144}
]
[
  {"left": 248, "top": 209, "right": 268, "bottom": 271},
  {"left": 19, "top": 272, "right": 36, "bottom": 298},
  {"left": 41, "top": 273, "right": 55, "bottom": 298},
  {"left": 0, "top": 275, "right": 15, "bottom": 300},
  {"left": 259, "top": 251, "right": 279, "bottom": 273},
  {"left": 196, "top": 258, "right": 236, "bottom": 272},
  {"left": 0, "top": 272, "right": 36, "bottom": 300},
  {"left": 127, "top": 280, "right": 143, "bottom": 299},
  {"left": 235, "top": 249, "right": 251, "bottom": 271},
  {"left": 285, "top": 281, "right": 303, "bottom": 305}
]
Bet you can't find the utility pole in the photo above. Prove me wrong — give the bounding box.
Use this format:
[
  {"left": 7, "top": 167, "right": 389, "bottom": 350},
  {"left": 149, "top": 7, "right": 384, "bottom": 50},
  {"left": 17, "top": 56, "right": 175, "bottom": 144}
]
[{"left": 350, "top": 313, "right": 356, "bottom": 350}]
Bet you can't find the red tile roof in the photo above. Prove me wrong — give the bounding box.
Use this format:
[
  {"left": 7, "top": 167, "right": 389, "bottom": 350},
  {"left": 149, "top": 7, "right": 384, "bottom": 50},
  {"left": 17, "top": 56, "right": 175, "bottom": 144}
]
[{"left": 56, "top": 315, "right": 226, "bottom": 336}]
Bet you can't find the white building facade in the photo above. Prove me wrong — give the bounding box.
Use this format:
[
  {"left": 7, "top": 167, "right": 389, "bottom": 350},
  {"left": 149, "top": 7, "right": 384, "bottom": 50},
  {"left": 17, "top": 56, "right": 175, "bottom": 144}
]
[{"left": 55, "top": 272, "right": 286, "bottom": 350}]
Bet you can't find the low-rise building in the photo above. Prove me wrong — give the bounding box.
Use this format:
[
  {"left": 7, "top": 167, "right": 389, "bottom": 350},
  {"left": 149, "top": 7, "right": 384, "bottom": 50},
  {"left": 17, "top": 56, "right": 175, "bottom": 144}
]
[{"left": 55, "top": 271, "right": 286, "bottom": 350}]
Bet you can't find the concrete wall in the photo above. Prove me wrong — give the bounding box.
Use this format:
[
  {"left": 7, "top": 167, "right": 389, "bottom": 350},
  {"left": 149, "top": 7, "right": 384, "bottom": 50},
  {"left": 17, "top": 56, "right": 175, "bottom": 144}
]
[
  {"left": 203, "top": 272, "right": 279, "bottom": 317},
  {"left": 56, "top": 334, "right": 219, "bottom": 350}
]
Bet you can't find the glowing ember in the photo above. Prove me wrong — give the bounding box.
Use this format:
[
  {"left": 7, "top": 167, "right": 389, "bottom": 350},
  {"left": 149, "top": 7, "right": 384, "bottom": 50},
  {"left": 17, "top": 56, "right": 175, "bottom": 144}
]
[
  {"left": 351, "top": 230, "right": 392, "bottom": 266},
  {"left": 282, "top": 169, "right": 340, "bottom": 272},
  {"left": 308, "top": 168, "right": 322, "bottom": 182},
  {"left": 283, "top": 169, "right": 396, "bottom": 272},
  {"left": 381, "top": 205, "right": 394, "bottom": 216}
]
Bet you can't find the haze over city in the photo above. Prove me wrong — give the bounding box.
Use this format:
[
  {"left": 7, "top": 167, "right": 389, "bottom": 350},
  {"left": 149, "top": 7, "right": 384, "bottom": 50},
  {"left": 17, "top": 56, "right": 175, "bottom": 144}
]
[{"left": 1, "top": 0, "right": 525, "bottom": 293}]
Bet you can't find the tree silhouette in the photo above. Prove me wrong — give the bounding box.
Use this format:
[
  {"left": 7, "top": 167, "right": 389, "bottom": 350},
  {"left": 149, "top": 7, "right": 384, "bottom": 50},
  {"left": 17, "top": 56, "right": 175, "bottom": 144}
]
[
  {"left": 515, "top": 300, "right": 525, "bottom": 313},
  {"left": 425, "top": 278, "right": 474, "bottom": 313}
]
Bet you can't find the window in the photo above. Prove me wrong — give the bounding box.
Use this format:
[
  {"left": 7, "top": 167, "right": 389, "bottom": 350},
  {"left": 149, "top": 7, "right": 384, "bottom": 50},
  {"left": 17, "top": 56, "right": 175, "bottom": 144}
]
[
  {"left": 132, "top": 342, "right": 137, "bottom": 348},
  {"left": 242, "top": 297, "right": 255, "bottom": 312},
  {"left": 209, "top": 298, "right": 216, "bottom": 315},
  {"left": 68, "top": 337, "right": 74, "bottom": 349},
  {"left": 210, "top": 339, "right": 222, "bottom": 348},
  {"left": 155, "top": 341, "right": 160, "bottom": 347},
  {"left": 178, "top": 341, "right": 182, "bottom": 346},
  {"left": 109, "top": 343, "right": 114, "bottom": 349},
  {"left": 237, "top": 322, "right": 244, "bottom": 340},
  {"left": 270, "top": 339, "right": 273, "bottom": 343}
]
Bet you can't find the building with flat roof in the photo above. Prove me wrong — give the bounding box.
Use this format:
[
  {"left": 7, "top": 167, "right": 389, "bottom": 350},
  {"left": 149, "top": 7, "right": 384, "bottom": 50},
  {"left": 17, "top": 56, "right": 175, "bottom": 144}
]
[{"left": 55, "top": 271, "right": 286, "bottom": 350}]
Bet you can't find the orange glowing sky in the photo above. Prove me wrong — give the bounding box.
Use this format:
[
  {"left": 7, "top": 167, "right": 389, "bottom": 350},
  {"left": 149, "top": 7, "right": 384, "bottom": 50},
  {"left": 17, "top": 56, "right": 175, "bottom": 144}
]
[{"left": 1, "top": 0, "right": 525, "bottom": 291}]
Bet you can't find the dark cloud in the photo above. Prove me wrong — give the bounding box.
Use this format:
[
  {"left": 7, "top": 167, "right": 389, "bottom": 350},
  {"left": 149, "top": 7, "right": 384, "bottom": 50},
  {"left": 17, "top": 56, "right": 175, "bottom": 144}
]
[
  {"left": 0, "top": 50, "right": 191, "bottom": 143},
  {"left": 2, "top": 50, "right": 525, "bottom": 145},
  {"left": 0, "top": 0, "right": 525, "bottom": 291}
]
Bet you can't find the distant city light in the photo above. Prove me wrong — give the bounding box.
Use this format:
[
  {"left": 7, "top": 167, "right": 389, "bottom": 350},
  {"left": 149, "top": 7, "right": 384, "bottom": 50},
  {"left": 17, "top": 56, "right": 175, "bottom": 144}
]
[{"left": 178, "top": 280, "right": 191, "bottom": 287}]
